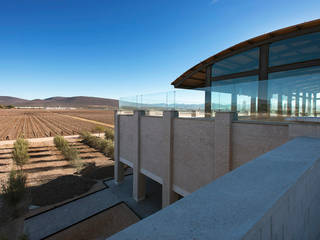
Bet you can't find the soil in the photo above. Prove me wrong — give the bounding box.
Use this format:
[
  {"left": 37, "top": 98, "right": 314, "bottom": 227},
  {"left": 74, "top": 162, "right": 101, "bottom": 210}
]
[
  {"left": 45, "top": 203, "right": 139, "bottom": 240},
  {"left": 79, "top": 163, "right": 114, "bottom": 180},
  {"left": 29, "top": 175, "right": 97, "bottom": 206},
  {"left": 0, "top": 138, "right": 114, "bottom": 207},
  {"left": 0, "top": 109, "right": 114, "bottom": 140}
]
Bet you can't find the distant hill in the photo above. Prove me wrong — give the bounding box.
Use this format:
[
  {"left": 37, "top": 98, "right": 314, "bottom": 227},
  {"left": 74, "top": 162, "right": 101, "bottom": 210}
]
[{"left": 0, "top": 96, "right": 118, "bottom": 109}]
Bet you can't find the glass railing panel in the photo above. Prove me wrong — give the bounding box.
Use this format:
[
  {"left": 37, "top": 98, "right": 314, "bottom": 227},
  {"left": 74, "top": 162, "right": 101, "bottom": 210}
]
[{"left": 119, "top": 66, "right": 320, "bottom": 122}]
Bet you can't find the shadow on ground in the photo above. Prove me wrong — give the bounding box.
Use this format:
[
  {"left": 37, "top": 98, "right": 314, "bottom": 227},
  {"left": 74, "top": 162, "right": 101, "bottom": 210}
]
[
  {"left": 79, "top": 163, "right": 114, "bottom": 180},
  {"left": 28, "top": 175, "right": 96, "bottom": 206}
]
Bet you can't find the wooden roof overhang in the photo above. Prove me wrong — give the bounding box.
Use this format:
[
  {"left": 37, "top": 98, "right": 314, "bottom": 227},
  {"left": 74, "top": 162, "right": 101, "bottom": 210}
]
[{"left": 171, "top": 19, "right": 320, "bottom": 89}]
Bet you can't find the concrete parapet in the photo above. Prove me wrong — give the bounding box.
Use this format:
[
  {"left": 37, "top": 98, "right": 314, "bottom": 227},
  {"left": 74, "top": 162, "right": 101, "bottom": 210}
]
[{"left": 108, "top": 137, "right": 320, "bottom": 240}]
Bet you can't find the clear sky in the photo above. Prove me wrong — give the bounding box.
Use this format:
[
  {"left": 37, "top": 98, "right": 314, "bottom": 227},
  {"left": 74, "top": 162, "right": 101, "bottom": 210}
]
[{"left": 0, "top": 0, "right": 319, "bottom": 100}]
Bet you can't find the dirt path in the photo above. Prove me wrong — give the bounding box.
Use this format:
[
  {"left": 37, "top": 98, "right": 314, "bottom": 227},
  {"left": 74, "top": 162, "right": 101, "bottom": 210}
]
[{"left": 58, "top": 114, "right": 114, "bottom": 128}]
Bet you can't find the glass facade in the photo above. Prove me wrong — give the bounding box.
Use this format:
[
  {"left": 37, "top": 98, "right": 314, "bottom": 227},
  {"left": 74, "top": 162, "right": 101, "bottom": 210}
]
[
  {"left": 268, "top": 66, "right": 320, "bottom": 117},
  {"left": 269, "top": 32, "right": 320, "bottom": 67},
  {"left": 212, "top": 48, "right": 259, "bottom": 77},
  {"left": 211, "top": 76, "right": 259, "bottom": 115},
  {"left": 121, "top": 28, "right": 320, "bottom": 121}
]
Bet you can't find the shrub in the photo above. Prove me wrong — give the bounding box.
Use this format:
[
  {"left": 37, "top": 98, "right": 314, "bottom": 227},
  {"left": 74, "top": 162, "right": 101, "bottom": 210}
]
[
  {"left": 63, "top": 147, "right": 80, "bottom": 162},
  {"left": 94, "top": 125, "right": 105, "bottom": 137},
  {"left": 54, "top": 135, "right": 68, "bottom": 151},
  {"left": 105, "top": 139, "right": 114, "bottom": 159},
  {"left": 80, "top": 132, "right": 114, "bottom": 159},
  {"left": 54, "top": 136, "right": 82, "bottom": 170},
  {"left": 104, "top": 128, "right": 114, "bottom": 141},
  {"left": 1, "top": 170, "right": 27, "bottom": 207},
  {"left": 5, "top": 105, "right": 14, "bottom": 109},
  {"left": 12, "top": 138, "right": 29, "bottom": 170}
]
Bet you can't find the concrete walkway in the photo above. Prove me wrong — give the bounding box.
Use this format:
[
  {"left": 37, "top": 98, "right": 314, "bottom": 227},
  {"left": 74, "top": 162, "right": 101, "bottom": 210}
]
[
  {"left": 105, "top": 175, "right": 162, "bottom": 218},
  {"left": 24, "top": 175, "right": 161, "bottom": 240},
  {"left": 24, "top": 188, "right": 119, "bottom": 240}
]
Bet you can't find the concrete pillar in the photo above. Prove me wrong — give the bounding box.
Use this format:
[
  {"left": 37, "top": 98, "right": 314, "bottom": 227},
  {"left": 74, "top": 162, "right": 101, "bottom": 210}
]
[
  {"left": 132, "top": 110, "right": 146, "bottom": 202},
  {"left": 162, "top": 110, "right": 179, "bottom": 208},
  {"left": 213, "top": 112, "right": 238, "bottom": 179},
  {"left": 114, "top": 110, "right": 125, "bottom": 184}
]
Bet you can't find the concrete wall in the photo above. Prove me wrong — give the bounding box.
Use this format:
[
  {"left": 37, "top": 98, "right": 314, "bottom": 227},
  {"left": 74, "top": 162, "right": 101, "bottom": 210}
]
[
  {"left": 109, "top": 137, "right": 320, "bottom": 240},
  {"left": 116, "top": 110, "right": 320, "bottom": 208},
  {"left": 232, "top": 122, "right": 289, "bottom": 169},
  {"left": 140, "top": 116, "right": 166, "bottom": 183},
  {"left": 173, "top": 118, "right": 215, "bottom": 193},
  {"left": 119, "top": 115, "right": 137, "bottom": 165}
]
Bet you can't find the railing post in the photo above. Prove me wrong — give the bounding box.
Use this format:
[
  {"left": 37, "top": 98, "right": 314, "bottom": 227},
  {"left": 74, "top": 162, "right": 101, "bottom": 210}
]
[
  {"left": 162, "top": 110, "right": 179, "bottom": 208},
  {"left": 132, "top": 110, "right": 146, "bottom": 202},
  {"left": 114, "top": 110, "right": 125, "bottom": 184}
]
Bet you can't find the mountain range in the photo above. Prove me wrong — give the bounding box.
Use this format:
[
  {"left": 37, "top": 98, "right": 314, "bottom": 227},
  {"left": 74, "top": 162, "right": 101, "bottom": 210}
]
[{"left": 0, "top": 96, "right": 118, "bottom": 109}]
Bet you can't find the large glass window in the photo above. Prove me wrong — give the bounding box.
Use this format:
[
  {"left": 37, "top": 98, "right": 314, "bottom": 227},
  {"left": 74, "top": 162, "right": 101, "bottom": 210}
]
[
  {"left": 212, "top": 48, "right": 259, "bottom": 77},
  {"left": 268, "top": 66, "right": 320, "bottom": 117},
  {"left": 269, "top": 31, "right": 320, "bottom": 67},
  {"left": 211, "top": 75, "right": 259, "bottom": 116}
]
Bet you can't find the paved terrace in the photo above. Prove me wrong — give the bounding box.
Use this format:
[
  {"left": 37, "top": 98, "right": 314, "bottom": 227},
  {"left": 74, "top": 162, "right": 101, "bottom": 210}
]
[{"left": 108, "top": 137, "right": 320, "bottom": 240}]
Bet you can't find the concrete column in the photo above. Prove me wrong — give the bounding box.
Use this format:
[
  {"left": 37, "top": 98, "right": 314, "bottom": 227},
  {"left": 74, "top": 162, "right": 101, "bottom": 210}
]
[
  {"left": 213, "top": 112, "right": 238, "bottom": 179},
  {"left": 114, "top": 110, "right": 125, "bottom": 184},
  {"left": 132, "top": 110, "right": 146, "bottom": 202},
  {"left": 162, "top": 110, "right": 179, "bottom": 208}
]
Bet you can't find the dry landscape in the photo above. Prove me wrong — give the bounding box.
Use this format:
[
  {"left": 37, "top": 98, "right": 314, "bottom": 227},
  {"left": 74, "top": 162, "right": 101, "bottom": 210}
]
[
  {"left": 0, "top": 108, "right": 121, "bottom": 239},
  {"left": 0, "top": 109, "right": 114, "bottom": 140},
  {"left": 0, "top": 137, "right": 114, "bottom": 204}
]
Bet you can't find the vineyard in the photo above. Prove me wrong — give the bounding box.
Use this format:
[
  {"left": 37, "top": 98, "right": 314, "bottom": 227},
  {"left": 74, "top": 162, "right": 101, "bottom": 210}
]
[
  {"left": 54, "top": 109, "right": 114, "bottom": 125},
  {"left": 0, "top": 109, "right": 114, "bottom": 140}
]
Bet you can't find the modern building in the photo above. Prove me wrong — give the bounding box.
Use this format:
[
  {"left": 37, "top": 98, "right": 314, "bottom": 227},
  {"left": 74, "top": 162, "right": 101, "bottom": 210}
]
[
  {"left": 172, "top": 18, "right": 320, "bottom": 119},
  {"left": 111, "top": 19, "right": 320, "bottom": 239}
]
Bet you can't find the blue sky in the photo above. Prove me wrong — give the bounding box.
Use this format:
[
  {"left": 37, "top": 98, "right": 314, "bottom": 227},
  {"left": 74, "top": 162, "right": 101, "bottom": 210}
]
[{"left": 0, "top": 0, "right": 319, "bottom": 100}]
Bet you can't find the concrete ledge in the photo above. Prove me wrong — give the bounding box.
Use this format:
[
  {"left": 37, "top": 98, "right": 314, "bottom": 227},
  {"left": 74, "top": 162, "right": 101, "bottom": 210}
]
[{"left": 108, "top": 137, "right": 320, "bottom": 240}]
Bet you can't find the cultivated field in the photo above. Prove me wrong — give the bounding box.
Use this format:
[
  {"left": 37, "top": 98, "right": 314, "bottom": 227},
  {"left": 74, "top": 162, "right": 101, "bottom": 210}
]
[
  {"left": 53, "top": 109, "right": 114, "bottom": 125},
  {"left": 0, "top": 109, "right": 114, "bottom": 140},
  {"left": 0, "top": 138, "right": 114, "bottom": 188}
]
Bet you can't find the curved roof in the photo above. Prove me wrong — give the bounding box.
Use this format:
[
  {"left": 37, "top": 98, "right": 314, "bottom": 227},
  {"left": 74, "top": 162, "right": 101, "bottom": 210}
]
[{"left": 172, "top": 19, "right": 320, "bottom": 89}]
